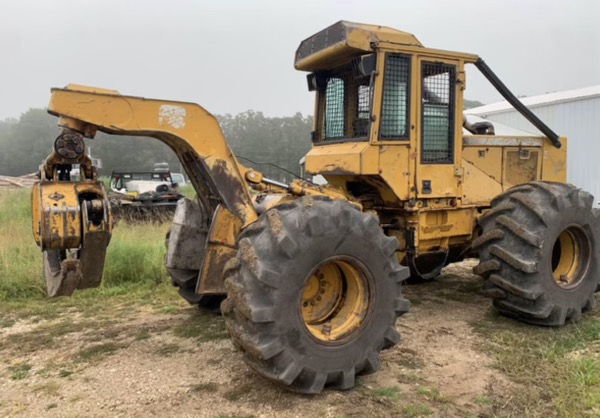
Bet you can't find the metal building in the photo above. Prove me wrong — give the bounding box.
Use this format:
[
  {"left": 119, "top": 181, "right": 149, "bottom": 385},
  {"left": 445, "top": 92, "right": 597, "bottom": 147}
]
[{"left": 466, "top": 86, "right": 600, "bottom": 204}]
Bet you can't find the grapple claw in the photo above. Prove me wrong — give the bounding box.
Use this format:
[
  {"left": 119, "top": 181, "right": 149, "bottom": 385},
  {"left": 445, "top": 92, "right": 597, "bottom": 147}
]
[
  {"left": 33, "top": 140, "right": 112, "bottom": 297},
  {"left": 42, "top": 225, "right": 111, "bottom": 297},
  {"left": 44, "top": 250, "right": 81, "bottom": 297}
]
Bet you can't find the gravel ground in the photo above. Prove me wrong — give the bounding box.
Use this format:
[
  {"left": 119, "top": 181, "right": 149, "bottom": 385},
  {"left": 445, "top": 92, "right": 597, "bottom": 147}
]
[{"left": 0, "top": 260, "right": 513, "bottom": 417}]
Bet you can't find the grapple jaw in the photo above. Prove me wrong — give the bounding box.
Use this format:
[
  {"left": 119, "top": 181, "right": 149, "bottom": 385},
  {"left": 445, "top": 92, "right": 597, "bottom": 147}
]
[{"left": 32, "top": 130, "right": 112, "bottom": 297}]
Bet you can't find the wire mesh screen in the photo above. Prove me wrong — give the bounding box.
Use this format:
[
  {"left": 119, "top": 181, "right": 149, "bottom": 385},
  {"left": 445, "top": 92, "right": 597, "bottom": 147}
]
[
  {"left": 380, "top": 54, "right": 410, "bottom": 140},
  {"left": 323, "top": 78, "right": 345, "bottom": 139},
  {"left": 354, "top": 84, "right": 371, "bottom": 136},
  {"left": 322, "top": 68, "right": 372, "bottom": 141},
  {"left": 421, "top": 62, "right": 456, "bottom": 163}
]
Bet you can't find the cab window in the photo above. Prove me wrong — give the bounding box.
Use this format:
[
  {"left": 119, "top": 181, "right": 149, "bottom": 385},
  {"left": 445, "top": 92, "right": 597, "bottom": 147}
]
[
  {"left": 318, "top": 57, "right": 374, "bottom": 142},
  {"left": 421, "top": 62, "right": 456, "bottom": 164},
  {"left": 379, "top": 54, "right": 411, "bottom": 140}
]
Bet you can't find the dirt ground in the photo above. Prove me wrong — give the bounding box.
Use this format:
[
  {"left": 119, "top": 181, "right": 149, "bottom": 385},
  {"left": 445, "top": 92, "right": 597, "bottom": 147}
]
[{"left": 0, "top": 260, "right": 514, "bottom": 418}]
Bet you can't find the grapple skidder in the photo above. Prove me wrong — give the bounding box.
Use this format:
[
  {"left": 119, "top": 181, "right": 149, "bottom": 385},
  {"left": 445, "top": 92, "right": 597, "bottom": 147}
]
[{"left": 32, "top": 21, "right": 599, "bottom": 393}]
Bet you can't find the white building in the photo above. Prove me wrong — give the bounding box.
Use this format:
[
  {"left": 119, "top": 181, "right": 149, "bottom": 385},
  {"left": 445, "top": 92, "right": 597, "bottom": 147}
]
[{"left": 466, "top": 86, "right": 600, "bottom": 204}]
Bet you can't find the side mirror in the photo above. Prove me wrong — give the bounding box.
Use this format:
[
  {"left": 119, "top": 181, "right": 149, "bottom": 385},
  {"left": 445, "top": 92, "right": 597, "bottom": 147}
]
[
  {"left": 306, "top": 53, "right": 376, "bottom": 92},
  {"left": 352, "top": 54, "right": 376, "bottom": 78},
  {"left": 307, "top": 73, "right": 329, "bottom": 92}
]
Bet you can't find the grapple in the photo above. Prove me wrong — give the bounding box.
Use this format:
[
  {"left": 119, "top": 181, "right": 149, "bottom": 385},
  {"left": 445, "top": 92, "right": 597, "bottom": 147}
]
[{"left": 32, "top": 131, "right": 112, "bottom": 296}]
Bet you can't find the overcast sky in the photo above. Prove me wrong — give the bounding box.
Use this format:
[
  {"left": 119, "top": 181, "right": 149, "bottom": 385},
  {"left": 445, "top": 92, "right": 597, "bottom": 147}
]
[{"left": 1, "top": 0, "right": 598, "bottom": 120}]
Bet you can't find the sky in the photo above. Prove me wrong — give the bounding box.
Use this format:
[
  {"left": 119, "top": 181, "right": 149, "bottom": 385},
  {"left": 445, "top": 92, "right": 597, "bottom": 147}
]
[{"left": 0, "top": 0, "right": 599, "bottom": 120}]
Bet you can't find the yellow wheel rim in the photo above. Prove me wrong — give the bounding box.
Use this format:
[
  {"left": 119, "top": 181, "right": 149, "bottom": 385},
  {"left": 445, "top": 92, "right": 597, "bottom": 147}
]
[
  {"left": 301, "top": 258, "right": 370, "bottom": 343},
  {"left": 551, "top": 225, "right": 590, "bottom": 289}
]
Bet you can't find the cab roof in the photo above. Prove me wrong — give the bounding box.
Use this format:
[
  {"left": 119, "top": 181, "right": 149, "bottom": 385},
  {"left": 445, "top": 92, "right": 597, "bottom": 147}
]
[{"left": 295, "top": 20, "right": 478, "bottom": 72}]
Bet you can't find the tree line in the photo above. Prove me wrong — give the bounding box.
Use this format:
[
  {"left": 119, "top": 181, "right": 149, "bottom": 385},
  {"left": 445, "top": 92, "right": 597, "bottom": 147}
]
[
  {"left": 0, "top": 98, "right": 482, "bottom": 183},
  {"left": 0, "top": 109, "right": 314, "bottom": 183}
]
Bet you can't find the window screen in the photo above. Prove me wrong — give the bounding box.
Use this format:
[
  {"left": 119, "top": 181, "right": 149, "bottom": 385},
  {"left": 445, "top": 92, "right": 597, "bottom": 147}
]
[
  {"left": 321, "top": 66, "right": 372, "bottom": 141},
  {"left": 380, "top": 54, "right": 410, "bottom": 140},
  {"left": 354, "top": 85, "right": 371, "bottom": 137},
  {"left": 324, "top": 78, "right": 345, "bottom": 139},
  {"left": 421, "top": 62, "right": 456, "bottom": 164}
]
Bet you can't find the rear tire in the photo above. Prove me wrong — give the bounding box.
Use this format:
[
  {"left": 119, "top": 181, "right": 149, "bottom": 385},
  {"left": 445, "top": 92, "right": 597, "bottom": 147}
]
[
  {"left": 165, "top": 230, "right": 224, "bottom": 314},
  {"left": 222, "top": 197, "right": 410, "bottom": 393},
  {"left": 473, "top": 182, "right": 599, "bottom": 326}
]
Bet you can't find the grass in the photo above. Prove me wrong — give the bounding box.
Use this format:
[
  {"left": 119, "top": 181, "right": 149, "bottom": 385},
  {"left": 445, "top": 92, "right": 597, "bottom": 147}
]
[
  {"left": 0, "top": 287, "right": 178, "bottom": 330},
  {"left": 372, "top": 386, "right": 401, "bottom": 401},
  {"left": 172, "top": 311, "right": 229, "bottom": 343},
  {"left": 415, "top": 386, "right": 448, "bottom": 403},
  {"left": 401, "top": 403, "right": 432, "bottom": 417},
  {"left": 75, "top": 342, "right": 123, "bottom": 363},
  {"left": 394, "top": 348, "right": 425, "bottom": 370},
  {"left": 0, "top": 188, "right": 172, "bottom": 301},
  {"left": 223, "top": 383, "right": 254, "bottom": 402},
  {"left": 397, "top": 371, "right": 421, "bottom": 384},
  {"left": 155, "top": 343, "right": 181, "bottom": 357},
  {"left": 178, "top": 184, "right": 196, "bottom": 199},
  {"left": 160, "top": 305, "right": 179, "bottom": 315},
  {"left": 472, "top": 309, "right": 600, "bottom": 417},
  {"left": 0, "top": 188, "right": 184, "bottom": 339},
  {"left": 0, "top": 189, "right": 46, "bottom": 299},
  {"left": 0, "top": 319, "right": 114, "bottom": 353},
  {"left": 102, "top": 221, "right": 168, "bottom": 288},
  {"left": 9, "top": 363, "right": 32, "bottom": 380},
  {"left": 368, "top": 385, "right": 446, "bottom": 416},
  {"left": 135, "top": 329, "right": 151, "bottom": 341},
  {"left": 473, "top": 395, "right": 493, "bottom": 406},
  {"left": 0, "top": 318, "right": 15, "bottom": 328}
]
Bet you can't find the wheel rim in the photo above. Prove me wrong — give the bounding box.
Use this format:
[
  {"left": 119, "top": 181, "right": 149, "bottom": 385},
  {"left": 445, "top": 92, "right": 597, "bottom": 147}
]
[
  {"left": 301, "top": 257, "right": 370, "bottom": 343},
  {"left": 551, "top": 225, "right": 591, "bottom": 289}
]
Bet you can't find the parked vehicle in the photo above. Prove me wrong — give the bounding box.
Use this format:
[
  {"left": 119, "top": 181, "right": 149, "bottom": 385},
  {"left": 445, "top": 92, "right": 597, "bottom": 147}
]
[{"left": 108, "top": 171, "right": 183, "bottom": 221}]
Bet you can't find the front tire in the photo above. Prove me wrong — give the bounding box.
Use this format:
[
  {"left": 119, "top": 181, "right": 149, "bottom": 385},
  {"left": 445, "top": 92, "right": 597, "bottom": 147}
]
[
  {"left": 222, "top": 198, "right": 410, "bottom": 393},
  {"left": 473, "top": 182, "right": 599, "bottom": 326}
]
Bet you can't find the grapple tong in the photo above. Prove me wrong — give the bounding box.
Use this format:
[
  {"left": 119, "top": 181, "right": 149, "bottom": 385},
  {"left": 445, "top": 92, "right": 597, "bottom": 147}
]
[{"left": 32, "top": 130, "right": 112, "bottom": 296}]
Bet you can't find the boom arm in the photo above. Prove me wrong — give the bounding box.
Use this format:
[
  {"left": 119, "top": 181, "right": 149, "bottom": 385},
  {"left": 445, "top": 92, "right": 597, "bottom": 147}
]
[
  {"left": 33, "top": 84, "right": 261, "bottom": 297},
  {"left": 35, "top": 84, "right": 352, "bottom": 297},
  {"left": 48, "top": 84, "right": 258, "bottom": 227}
]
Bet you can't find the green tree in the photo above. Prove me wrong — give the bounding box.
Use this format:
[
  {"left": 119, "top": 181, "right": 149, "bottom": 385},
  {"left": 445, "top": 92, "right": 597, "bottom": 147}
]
[
  {"left": 220, "top": 111, "right": 313, "bottom": 182},
  {"left": 0, "top": 108, "right": 313, "bottom": 183},
  {"left": 0, "top": 109, "right": 56, "bottom": 176}
]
